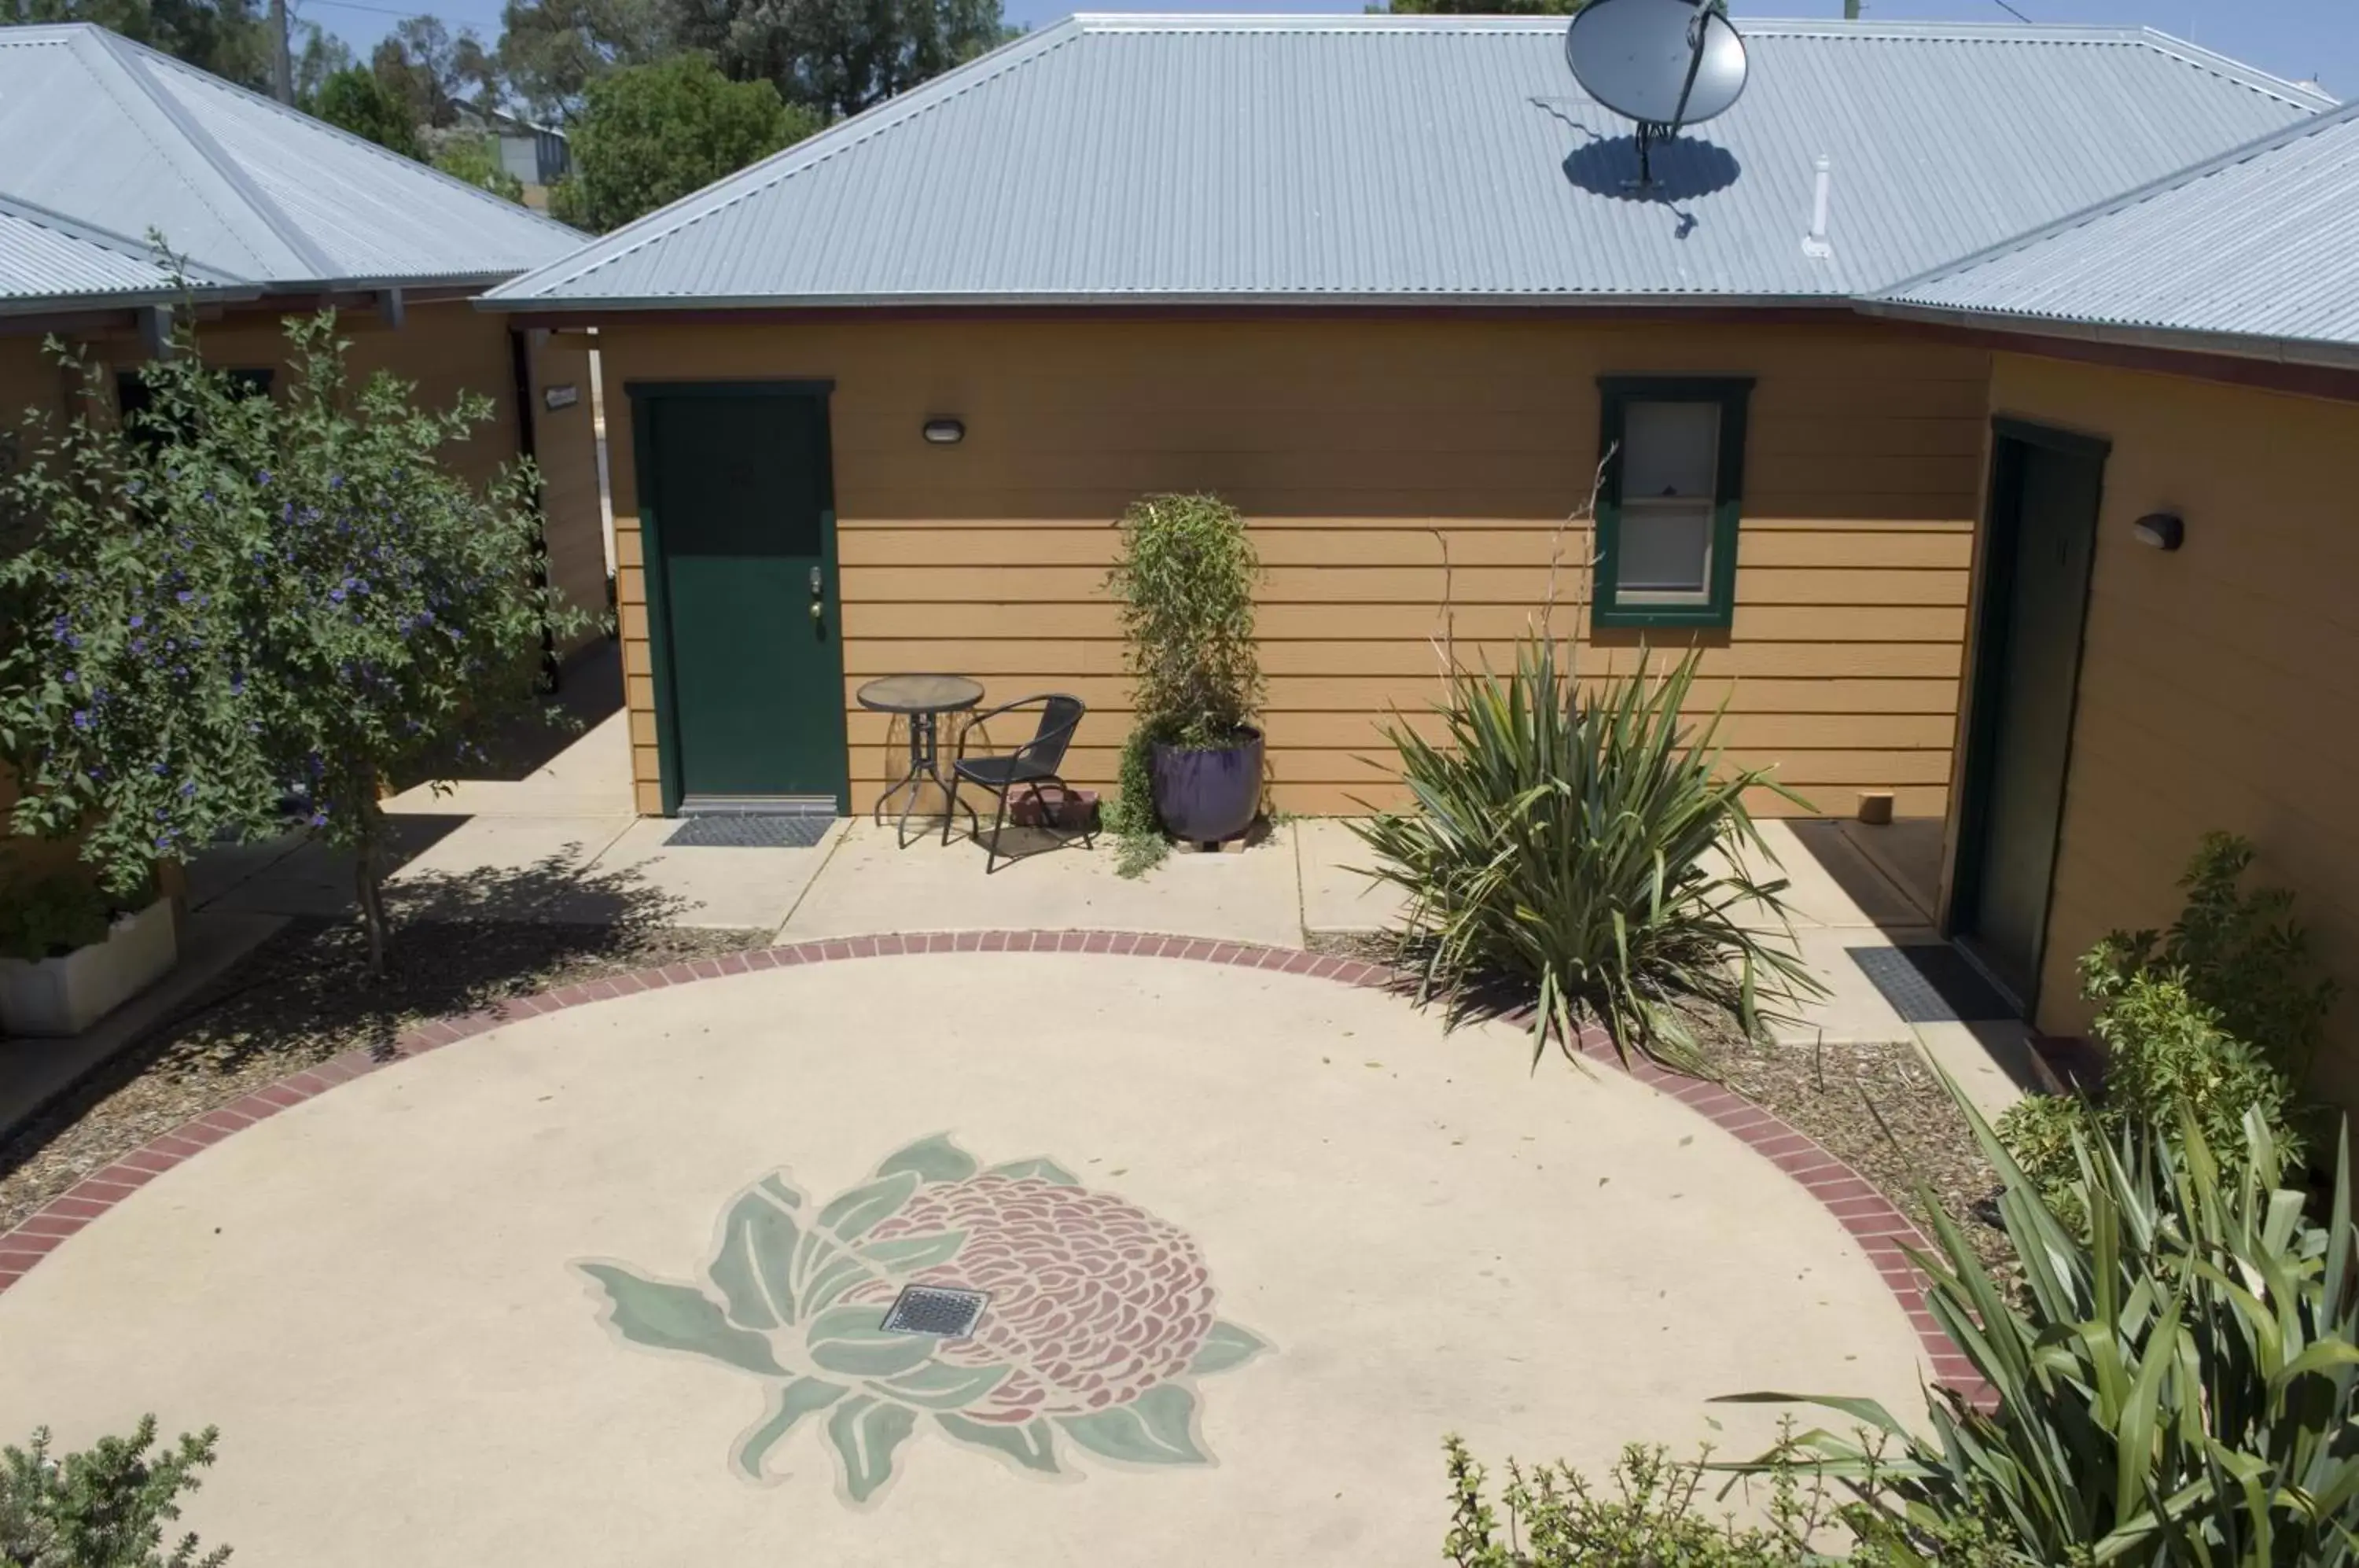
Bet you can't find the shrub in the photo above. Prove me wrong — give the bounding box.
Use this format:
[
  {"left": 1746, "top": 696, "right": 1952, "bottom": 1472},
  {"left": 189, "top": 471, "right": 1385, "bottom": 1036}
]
[
  {"left": 2089, "top": 830, "right": 2337, "bottom": 1082},
  {"left": 1443, "top": 1426, "right": 2015, "bottom": 1566},
  {"left": 1103, "top": 494, "right": 1266, "bottom": 874},
  {"left": 1732, "top": 1095, "right": 2359, "bottom": 1565},
  {"left": 1997, "top": 834, "right": 2320, "bottom": 1217},
  {"left": 0, "top": 1416, "right": 229, "bottom": 1567},
  {"left": 0, "top": 315, "right": 590, "bottom": 973},
  {"left": 1350, "top": 638, "right": 1821, "bottom": 1073},
  {"left": 0, "top": 872, "right": 114, "bottom": 962}
]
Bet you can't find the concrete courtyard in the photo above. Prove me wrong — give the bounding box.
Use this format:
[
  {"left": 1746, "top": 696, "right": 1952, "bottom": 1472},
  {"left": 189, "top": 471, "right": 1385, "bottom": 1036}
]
[{"left": 0, "top": 948, "right": 1930, "bottom": 1564}]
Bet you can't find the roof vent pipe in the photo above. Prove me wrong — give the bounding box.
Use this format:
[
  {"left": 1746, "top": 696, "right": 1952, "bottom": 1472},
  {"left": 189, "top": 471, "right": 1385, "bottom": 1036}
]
[{"left": 1801, "top": 154, "right": 1834, "bottom": 259}]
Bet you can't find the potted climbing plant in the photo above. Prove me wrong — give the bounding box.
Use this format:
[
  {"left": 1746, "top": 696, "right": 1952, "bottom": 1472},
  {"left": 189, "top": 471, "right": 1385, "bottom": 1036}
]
[
  {"left": 0, "top": 868, "right": 176, "bottom": 1036},
  {"left": 1106, "top": 493, "right": 1267, "bottom": 861}
]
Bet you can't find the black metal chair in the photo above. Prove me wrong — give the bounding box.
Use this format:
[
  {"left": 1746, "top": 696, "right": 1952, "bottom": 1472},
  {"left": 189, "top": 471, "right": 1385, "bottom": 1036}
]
[{"left": 944, "top": 694, "right": 1093, "bottom": 874}]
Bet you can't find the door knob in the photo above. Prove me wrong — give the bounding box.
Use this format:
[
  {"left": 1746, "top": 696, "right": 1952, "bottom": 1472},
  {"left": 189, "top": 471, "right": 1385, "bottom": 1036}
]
[{"left": 810, "top": 601, "right": 824, "bottom": 621}]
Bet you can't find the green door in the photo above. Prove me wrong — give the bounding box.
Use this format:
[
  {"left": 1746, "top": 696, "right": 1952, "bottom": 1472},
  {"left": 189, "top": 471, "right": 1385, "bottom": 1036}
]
[
  {"left": 1951, "top": 422, "right": 2107, "bottom": 1009},
  {"left": 633, "top": 385, "right": 848, "bottom": 815}
]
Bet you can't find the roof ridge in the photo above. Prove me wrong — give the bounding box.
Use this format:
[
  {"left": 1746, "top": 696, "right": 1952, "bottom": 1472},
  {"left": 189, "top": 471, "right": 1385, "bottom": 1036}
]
[
  {"left": 498, "top": 19, "right": 1087, "bottom": 299},
  {"left": 78, "top": 26, "right": 339, "bottom": 282},
  {"left": 1880, "top": 95, "right": 2359, "bottom": 298},
  {"left": 115, "top": 35, "right": 588, "bottom": 250},
  {"left": 0, "top": 191, "right": 243, "bottom": 286}
]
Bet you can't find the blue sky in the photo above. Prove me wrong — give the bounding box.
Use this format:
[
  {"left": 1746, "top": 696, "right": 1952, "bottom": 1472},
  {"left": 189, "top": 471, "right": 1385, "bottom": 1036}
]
[{"left": 301, "top": 0, "right": 2355, "bottom": 99}]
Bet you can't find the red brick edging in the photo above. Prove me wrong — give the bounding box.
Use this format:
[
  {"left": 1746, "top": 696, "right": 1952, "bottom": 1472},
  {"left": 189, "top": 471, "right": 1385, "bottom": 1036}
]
[{"left": 0, "top": 929, "right": 1982, "bottom": 1396}]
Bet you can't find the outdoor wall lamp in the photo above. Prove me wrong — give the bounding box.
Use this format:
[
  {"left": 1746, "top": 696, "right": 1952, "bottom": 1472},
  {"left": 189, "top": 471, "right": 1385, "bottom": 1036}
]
[
  {"left": 922, "top": 418, "right": 966, "bottom": 445},
  {"left": 2132, "top": 512, "right": 2185, "bottom": 551}
]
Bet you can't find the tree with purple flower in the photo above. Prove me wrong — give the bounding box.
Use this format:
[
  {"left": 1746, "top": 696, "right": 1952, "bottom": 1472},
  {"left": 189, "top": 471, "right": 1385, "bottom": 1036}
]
[{"left": 1, "top": 312, "right": 594, "bottom": 974}]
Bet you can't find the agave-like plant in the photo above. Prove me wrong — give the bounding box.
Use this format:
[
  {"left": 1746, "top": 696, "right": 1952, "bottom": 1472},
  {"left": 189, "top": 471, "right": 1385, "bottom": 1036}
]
[
  {"left": 1724, "top": 1095, "right": 2359, "bottom": 1565},
  {"left": 1349, "top": 636, "right": 1823, "bottom": 1074}
]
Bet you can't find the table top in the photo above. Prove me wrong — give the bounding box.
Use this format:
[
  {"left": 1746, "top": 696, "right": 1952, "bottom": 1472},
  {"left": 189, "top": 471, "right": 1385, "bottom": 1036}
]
[{"left": 856, "top": 674, "right": 985, "bottom": 715}]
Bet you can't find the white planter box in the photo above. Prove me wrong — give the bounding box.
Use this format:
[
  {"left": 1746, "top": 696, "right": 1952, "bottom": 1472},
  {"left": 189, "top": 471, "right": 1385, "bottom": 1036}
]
[{"left": 0, "top": 898, "right": 179, "bottom": 1038}]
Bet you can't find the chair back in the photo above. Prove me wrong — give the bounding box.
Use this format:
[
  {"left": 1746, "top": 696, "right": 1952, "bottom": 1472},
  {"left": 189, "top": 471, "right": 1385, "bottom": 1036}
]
[{"left": 1018, "top": 694, "right": 1087, "bottom": 775}]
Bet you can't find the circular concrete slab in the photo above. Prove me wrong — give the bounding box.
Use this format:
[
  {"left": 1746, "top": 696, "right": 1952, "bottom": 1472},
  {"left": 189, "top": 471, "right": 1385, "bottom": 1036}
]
[{"left": 0, "top": 953, "right": 1923, "bottom": 1564}]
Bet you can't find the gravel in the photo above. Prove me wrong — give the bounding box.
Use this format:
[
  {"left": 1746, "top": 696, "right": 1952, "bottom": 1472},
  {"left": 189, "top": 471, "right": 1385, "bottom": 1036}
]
[{"left": 0, "top": 915, "right": 767, "bottom": 1235}]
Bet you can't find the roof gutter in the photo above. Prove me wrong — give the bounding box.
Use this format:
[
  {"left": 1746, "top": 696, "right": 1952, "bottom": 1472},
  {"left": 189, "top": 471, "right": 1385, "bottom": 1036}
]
[
  {"left": 1856, "top": 297, "right": 2359, "bottom": 373},
  {"left": 473, "top": 289, "right": 1857, "bottom": 315},
  {"left": 0, "top": 285, "right": 263, "bottom": 322}
]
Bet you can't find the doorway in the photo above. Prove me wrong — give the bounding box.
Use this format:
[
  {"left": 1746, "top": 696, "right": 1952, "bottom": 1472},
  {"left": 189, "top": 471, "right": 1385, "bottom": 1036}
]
[
  {"left": 629, "top": 382, "right": 848, "bottom": 816},
  {"left": 1949, "top": 418, "right": 2108, "bottom": 1012}
]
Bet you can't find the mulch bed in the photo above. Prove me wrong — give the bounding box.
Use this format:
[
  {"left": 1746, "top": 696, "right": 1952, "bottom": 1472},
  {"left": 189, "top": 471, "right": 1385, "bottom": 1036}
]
[
  {"left": 0, "top": 915, "right": 766, "bottom": 1235},
  {"left": 1303, "top": 931, "right": 2013, "bottom": 1282}
]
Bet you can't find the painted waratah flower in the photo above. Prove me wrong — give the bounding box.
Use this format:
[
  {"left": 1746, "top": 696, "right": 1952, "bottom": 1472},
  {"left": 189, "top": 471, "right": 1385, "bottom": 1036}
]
[{"left": 576, "top": 1135, "right": 1267, "bottom": 1506}]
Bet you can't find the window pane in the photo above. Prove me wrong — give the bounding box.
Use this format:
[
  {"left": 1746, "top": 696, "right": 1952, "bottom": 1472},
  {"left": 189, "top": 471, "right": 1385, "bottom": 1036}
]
[
  {"left": 1617, "top": 501, "right": 1712, "bottom": 596},
  {"left": 1622, "top": 400, "right": 1720, "bottom": 499}
]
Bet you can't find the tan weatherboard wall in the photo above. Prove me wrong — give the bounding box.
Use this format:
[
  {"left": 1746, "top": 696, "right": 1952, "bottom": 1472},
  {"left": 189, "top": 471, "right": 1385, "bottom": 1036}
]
[
  {"left": 596, "top": 317, "right": 1985, "bottom": 819},
  {"left": 1985, "top": 353, "right": 2359, "bottom": 1099}
]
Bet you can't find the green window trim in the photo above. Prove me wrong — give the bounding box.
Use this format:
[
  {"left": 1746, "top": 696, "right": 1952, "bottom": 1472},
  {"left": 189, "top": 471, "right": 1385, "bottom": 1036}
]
[{"left": 1593, "top": 375, "right": 1754, "bottom": 630}]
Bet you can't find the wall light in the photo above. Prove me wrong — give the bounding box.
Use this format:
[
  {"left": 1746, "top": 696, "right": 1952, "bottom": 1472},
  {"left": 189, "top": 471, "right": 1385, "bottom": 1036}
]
[
  {"left": 922, "top": 418, "right": 966, "bottom": 445},
  {"left": 2132, "top": 512, "right": 2185, "bottom": 551}
]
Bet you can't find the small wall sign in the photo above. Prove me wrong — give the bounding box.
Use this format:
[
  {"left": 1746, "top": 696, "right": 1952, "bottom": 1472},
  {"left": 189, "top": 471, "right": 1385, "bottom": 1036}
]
[{"left": 543, "top": 384, "right": 580, "bottom": 410}]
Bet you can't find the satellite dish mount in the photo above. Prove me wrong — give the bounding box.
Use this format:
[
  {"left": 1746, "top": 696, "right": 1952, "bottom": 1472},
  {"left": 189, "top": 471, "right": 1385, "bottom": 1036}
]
[{"left": 1565, "top": 0, "right": 1750, "bottom": 190}]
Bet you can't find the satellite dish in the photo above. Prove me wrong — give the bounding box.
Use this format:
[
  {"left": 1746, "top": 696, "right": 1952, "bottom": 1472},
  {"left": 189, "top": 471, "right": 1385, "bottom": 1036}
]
[{"left": 1566, "top": 0, "right": 1749, "bottom": 186}]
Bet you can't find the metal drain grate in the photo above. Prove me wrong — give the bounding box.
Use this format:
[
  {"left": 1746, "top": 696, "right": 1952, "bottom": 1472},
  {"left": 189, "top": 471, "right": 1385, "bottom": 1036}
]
[
  {"left": 881, "top": 1284, "right": 988, "bottom": 1338},
  {"left": 664, "top": 815, "right": 834, "bottom": 848},
  {"left": 1847, "top": 945, "right": 2015, "bottom": 1024}
]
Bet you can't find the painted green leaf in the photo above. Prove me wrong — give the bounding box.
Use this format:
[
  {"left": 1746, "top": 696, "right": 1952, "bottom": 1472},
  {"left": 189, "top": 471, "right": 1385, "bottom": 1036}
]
[
  {"left": 734, "top": 1375, "right": 847, "bottom": 1480},
  {"left": 984, "top": 1157, "right": 1080, "bottom": 1185},
  {"left": 857, "top": 1229, "right": 967, "bottom": 1274},
  {"left": 819, "top": 1171, "right": 921, "bottom": 1241},
  {"left": 936, "top": 1412, "right": 1060, "bottom": 1474},
  {"left": 1056, "top": 1385, "right": 1208, "bottom": 1465},
  {"left": 874, "top": 1359, "right": 1010, "bottom": 1410},
  {"left": 797, "top": 1248, "right": 878, "bottom": 1318},
  {"left": 756, "top": 1173, "right": 803, "bottom": 1209},
  {"left": 1187, "top": 1320, "right": 1268, "bottom": 1376},
  {"left": 806, "top": 1304, "right": 940, "bottom": 1378},
  {"left": 874, "top": 1133, "right": 978, "bottom": 1184},
  {"left": 827, "top": 1394, "right": 919, "bottom": 1504},
  {"left": 708, "top": 1185, "right": 802, "bottom": 1329},
  {"left": 577, "top": 1263, "right": 786, "bottom": 1378}
]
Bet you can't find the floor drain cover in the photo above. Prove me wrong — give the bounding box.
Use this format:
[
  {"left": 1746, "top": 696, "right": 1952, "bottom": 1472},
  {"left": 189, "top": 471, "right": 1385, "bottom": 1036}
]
[
  {"left": 1846, "top": 944, "right": 2015, "bottom": 1024},
  {"left": 664, "top": 815, "right": 834, "bottom": 848},
  {"left": 881, "top": 1284, "right": 988, "bottom": 1338}
]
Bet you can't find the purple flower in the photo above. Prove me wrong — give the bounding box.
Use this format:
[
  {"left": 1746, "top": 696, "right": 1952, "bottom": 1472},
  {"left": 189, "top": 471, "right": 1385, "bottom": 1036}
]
[
  {"left": 176, "top": 591, "right": 195, "bottom": 604},
  {"left": 329, "top": 587, "right": 347, "bottom": 603},
  {"left": 307, "top": 810, "right": 328, "bottom": 827},
  {"left": 61, "top": 671, "right": 75, "bottom": 685},
  {"left": 129, "top": 614, "right": 145, "bottom": 630},
  {"left": 73, "top": 709, "right": 93, "bottom": 730},
  {"left": 256, "top": 469, "right": 273, "bottom": 485}
]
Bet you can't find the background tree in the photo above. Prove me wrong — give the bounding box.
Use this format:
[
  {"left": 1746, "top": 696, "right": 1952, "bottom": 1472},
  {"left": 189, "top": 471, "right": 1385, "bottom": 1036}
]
[
  {"left": 4, "top": 0, "right": 271, "bottom": 88},
  {"left": 495, "top": 0, "right": 670, "bottom": 123},
  {"left": 694, "top": 0, "right": 1007, "bottom": 119},
  {"left": 429, "top": 131, "right": 526, "bottom": 201},
  {"left": 548, "top": 51, "right": 814, "bottom": 231},
  {"left": 292, "top": 19, "right": 355, "bottom": 104},
  {"left": 370, "top": 13, "right": 498, "bottom": 130},
  {"left": 314, "top": 64, "right": 419, "bottom": 156}
]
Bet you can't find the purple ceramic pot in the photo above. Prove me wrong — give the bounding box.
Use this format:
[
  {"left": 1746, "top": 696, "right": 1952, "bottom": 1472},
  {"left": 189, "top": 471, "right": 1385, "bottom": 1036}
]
[{"left": 1150, "top": 727, "right": 1264, "bottom": 844}]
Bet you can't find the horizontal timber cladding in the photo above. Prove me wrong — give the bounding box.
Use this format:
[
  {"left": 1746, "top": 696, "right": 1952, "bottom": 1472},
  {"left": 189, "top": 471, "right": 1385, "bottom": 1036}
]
[
  {"left": 1984, "top": 354, "right": 2359, "bottom": 1102},
  {"left": 598, "top": 316, "right": 1986, "bottom": 819}
]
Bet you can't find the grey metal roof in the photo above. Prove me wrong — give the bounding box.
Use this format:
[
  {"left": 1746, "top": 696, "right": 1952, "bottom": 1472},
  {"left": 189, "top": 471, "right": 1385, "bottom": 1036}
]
[
  {"left": 483, "top": 14, "right": 2328, "bottom": 311},
  {"left": 0, "top": 24, "right": 584, "bottom": 300},
  {"left": 1871, "top": 99, "right": 2359, "bottom": 367},
  {"left": 0, "top": 195, "right": 251, "bottom": 315}
]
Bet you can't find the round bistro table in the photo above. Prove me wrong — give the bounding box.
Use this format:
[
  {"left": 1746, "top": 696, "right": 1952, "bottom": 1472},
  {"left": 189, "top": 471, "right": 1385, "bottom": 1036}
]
[{"left": 856, "top": 674, "right": 985, "bottom": 845}]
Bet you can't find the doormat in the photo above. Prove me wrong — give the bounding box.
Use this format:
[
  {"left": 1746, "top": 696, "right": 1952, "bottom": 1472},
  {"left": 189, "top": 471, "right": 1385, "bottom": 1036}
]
[
  {"left": 664, "top": 815, "right": 834, "bottom": 848},
  {"left": 1846, "top": 945, "right": 2015, "bottom": 1024}
]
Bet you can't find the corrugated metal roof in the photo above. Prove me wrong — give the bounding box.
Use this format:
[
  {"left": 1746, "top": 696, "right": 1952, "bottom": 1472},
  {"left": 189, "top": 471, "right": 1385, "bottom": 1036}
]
[
  {"left": 484, "top": 14, "right": 2328, "bottom": 310},
  {"left": 1872, "top": 99, "right": 2359, "bottom": 365},
  {"left": 0, "top": 24, "right": 584, "bottom": 300},
  {"left": 0, "top": 195, "right": 248, "bottom": 313}
]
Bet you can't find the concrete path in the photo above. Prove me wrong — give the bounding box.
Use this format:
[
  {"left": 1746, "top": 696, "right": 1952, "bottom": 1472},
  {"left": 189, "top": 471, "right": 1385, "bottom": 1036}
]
[{"left": 0, "top": 950, "right": 1927, "bottom": 1566}]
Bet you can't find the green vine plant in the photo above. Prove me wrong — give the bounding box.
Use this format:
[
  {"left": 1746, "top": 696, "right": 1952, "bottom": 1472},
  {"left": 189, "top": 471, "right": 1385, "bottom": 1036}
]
[{"left": 1103, "top": 494, "right": 1267, "bottom": 876}]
